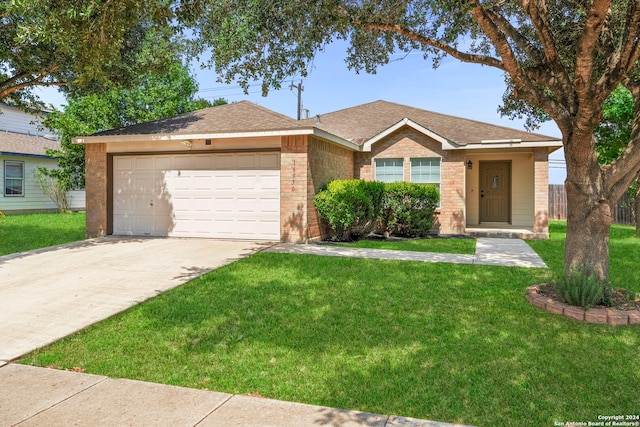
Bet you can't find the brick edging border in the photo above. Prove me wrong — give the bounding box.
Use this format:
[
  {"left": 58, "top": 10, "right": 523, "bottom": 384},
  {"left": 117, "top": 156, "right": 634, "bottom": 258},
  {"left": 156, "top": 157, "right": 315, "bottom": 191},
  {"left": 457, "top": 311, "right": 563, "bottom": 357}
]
[{"left": 526, "top": 285, "right": 640, "bottom": 325}]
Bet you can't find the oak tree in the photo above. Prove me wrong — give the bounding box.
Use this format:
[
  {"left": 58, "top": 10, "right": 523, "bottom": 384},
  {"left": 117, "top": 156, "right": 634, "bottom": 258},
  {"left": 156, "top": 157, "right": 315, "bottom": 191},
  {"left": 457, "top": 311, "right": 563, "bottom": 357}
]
[{"left": 178, "top": 0, "right": 640, "bottom": 282}]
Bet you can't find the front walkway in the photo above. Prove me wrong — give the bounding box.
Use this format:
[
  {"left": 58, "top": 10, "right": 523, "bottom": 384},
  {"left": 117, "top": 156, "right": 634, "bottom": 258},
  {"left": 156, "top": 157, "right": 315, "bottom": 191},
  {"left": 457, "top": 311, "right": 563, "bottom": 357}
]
[{"left": 267, "top": 237, "right": 547, "bottom": 269}]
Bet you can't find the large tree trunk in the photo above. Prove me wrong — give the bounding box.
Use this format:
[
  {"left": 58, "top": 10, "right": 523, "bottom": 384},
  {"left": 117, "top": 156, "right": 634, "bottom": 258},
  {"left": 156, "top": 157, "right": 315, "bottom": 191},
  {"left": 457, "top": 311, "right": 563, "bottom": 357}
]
[
  {"left": 635, "top": 180, "right": 640, "bottom": 237},
  {"left": 563, "top": 131, "right": 614, "bottom": 283}
]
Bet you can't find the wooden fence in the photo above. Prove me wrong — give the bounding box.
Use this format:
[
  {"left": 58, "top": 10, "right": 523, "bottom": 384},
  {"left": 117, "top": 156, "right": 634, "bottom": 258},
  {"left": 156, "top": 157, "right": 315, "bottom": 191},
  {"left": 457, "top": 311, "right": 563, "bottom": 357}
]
[{"left": 548, "top": 184, "right": 636, "bottom": 225}]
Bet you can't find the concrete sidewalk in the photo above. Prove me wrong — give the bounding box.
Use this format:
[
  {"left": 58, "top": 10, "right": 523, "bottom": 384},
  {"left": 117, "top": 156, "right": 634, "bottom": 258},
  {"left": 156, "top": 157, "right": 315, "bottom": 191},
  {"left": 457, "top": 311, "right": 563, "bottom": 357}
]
[
  {"left": 267, "top": 237, "right": 547, "bottom": 268},
  {"left": 0, "top": 364, "right": 472, "bottom": 427}
]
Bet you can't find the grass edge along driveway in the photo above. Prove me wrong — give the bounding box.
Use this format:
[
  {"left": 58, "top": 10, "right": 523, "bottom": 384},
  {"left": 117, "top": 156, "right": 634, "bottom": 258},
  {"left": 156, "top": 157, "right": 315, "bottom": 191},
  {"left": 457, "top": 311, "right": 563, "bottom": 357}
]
[
  {"left": 21, "top": 222, "right": 640, "bottom": 427},
  {"left": 0, "top": 212, "right": 86, "bottom": 256}
]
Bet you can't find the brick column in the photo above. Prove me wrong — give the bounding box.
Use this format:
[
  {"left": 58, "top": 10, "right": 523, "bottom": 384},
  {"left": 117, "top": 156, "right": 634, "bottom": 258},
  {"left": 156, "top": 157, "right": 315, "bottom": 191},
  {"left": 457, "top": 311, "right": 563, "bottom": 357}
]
[
  {"left": 533, "top": 148, "right": 549, "bottom": 237},
  {"left": 85, "top": 143, "right": 108, "bottom": 237},
  {"left": 439, "top": 151, "right": 466, "bottom": 234},
  {"left": 280, "top": 135, "right": 309, "bottom": 243}
]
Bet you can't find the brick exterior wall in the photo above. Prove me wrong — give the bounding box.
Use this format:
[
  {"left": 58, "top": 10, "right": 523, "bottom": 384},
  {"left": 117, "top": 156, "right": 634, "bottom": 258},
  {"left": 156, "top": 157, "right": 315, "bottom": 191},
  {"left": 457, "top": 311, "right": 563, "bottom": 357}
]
[
  {"left": 439, "top": 151, "right": 466, "bottom": 234},
  {"left": 280, "top": 135, "right": 309, "bottom": 243},
  {"left": 280, "top": 135, "right": 355, "bottom": 243},
  {"left": 355, "top": 128, "right": 443, "bottom": 180},
  {"left": 307, "top": 136, "right": 354, "bottom": 240},
  {"left": 533, "top": 148, "right": 550, "bottom": 237},
  {"left": 85, "top": 143, "right": 108, "bottom": 237}
]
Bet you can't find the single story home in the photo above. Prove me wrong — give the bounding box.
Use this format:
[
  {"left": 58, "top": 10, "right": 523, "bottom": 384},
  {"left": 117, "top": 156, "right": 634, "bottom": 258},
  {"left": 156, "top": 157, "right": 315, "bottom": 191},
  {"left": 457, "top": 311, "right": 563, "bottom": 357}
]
[
  {"left": 0, "top": 105, "right": 64, "bottom": 214},
  {"left": 77, "top": 100, "right": 562, "bottom": 242}
]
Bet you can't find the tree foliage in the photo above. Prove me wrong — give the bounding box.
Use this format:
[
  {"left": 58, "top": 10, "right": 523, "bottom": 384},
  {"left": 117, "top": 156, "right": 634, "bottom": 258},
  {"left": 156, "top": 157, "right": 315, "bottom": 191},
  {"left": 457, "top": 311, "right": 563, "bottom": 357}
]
[
  {"left": 44, "top": 61, "right": 218, "bottom": 190},
  {"left": 595, "top": 85, "right": 640, "bottom": 235},
  {"left": 178, "top": 0, "right": 640, "bottom": 281},
  {"left": 0, "top": 0, "right": 175, "bottom": 105}
]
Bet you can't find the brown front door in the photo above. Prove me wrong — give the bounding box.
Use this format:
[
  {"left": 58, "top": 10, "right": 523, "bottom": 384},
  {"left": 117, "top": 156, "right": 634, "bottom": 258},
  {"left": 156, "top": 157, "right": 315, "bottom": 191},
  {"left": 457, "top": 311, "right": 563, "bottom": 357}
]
[{"left": 480, "top": 161, "right": 511, "bottom": 223}]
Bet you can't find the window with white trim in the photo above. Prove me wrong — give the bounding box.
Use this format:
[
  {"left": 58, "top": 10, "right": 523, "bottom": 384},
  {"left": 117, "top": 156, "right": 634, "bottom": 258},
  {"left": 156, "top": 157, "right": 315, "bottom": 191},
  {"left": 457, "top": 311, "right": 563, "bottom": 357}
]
[
  {"left": 375, "top": 158, "right": 403, "bottom": 182},
  {"left": 411, "top": 157, "right": 441, "bottom": 190},
  {"left": 4, "top": 160, "right": 25, "bottom": 196}
]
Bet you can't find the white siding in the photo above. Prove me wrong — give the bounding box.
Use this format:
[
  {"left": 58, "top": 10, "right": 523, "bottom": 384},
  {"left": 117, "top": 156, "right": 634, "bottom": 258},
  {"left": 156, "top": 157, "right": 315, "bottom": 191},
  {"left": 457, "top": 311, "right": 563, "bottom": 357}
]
[
  {"left": 0, "top": 106, "right": 52, "bottom": 137},
  {"left": 0, "top": 155, "right": 58, "bottom": 212},
  {"left": 67, "top": 190, "right": 86, "bottom": 211}
]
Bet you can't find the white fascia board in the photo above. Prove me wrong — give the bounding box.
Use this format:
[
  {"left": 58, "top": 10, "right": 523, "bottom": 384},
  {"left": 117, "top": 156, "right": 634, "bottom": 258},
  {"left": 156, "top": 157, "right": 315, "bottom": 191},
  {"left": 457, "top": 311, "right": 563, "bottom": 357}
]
[
  {"left": 74, "top": 128, "right": 317, "bottom": 144},
  {"left": 444, "top": 140, "right": 563, "bottom": 150},
  {"left": 311, "top": 128, "right": 360, "bottom": 151},
  {"left": 74, "top": 127, "right": 360, "bottom": 151},
  {"left": 362, "top": 118, "right": 457, "bottom": 152}
]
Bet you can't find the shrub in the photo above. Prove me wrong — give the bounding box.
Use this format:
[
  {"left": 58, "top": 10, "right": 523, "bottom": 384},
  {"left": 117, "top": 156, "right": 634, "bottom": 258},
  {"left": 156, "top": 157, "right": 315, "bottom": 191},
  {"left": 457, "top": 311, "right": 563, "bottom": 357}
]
[
  {"left": 554, "top": 268, "right": 608, "bottom": 311},
  {"left": 379, "top": 182, "right": 440, "bottom": 237},
  {"left": 33, "top": 168, "right": 71, "bottom": 213},
  {"left": 314, "top": 180, "right": 385, "bottom": 241}
]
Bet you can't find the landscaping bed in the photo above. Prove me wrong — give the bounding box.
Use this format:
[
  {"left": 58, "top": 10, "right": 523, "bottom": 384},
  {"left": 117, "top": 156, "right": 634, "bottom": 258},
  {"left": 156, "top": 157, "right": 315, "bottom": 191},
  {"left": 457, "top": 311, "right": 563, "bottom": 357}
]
[{"left": 527, "top": 284, "right": 640, "bottom": 324}]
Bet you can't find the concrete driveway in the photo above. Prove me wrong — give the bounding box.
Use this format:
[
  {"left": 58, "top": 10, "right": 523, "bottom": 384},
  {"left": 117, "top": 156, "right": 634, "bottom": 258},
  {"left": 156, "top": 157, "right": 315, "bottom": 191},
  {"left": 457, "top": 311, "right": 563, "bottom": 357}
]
[{"left": 0, "top": 237, "right": 268, "bottom": 363}]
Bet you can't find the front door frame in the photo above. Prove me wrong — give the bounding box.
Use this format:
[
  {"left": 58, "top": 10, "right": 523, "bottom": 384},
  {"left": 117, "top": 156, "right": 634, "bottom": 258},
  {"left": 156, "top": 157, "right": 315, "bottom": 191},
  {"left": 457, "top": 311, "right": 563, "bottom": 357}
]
[{"left": 479, "top": 160, "right": 511, "bottom": 223}]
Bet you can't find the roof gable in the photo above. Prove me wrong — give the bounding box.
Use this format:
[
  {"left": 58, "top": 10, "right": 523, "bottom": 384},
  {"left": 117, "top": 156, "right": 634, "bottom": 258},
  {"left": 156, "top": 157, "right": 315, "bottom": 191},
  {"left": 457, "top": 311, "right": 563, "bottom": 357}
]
[{"left": 304, "top": 100, "right": 560, "bottom": 148}]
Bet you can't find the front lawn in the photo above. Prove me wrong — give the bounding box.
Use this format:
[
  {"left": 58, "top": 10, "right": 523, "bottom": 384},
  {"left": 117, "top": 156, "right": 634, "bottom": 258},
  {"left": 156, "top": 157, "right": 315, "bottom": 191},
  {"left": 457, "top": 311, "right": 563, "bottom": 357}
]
[
  {"left": 20, "top": 221, "right": 640, "bottom": 426},
  {"left": 335, "top": 236, "right": 476, "bottom": 254},
  {"left": 0, "top": 212, "right": 86, "bottom": 256}
]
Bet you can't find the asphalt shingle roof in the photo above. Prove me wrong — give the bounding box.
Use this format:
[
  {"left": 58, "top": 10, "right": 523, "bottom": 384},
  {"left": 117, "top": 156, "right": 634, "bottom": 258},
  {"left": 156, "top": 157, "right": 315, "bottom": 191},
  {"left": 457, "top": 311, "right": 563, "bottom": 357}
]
[
  {"left": 302, "top": 100, "right": 558, "bottom": 146},
  {"left": 0, "top": 131, "right": 60, "bottom": 157},
  {"left": 93, "top": 101, "right": 307, "bottom": 137}
]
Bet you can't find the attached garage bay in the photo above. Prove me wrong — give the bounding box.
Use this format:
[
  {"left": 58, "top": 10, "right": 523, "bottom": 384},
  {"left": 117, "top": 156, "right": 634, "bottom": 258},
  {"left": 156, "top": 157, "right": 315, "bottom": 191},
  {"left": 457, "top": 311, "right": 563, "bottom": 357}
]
[{"left": 112, "top": 152, "right": 280, "bottom": 240}]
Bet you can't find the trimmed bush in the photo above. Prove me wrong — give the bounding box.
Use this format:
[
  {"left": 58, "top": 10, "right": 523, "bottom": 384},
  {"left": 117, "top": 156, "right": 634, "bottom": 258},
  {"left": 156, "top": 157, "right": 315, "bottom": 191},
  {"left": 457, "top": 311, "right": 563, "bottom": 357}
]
[
  {"left": 314, "top": 179, "right": 385, "bottom": 241},
  {"left": 380, "top": 182, "right": 440, "bottom": 237}
]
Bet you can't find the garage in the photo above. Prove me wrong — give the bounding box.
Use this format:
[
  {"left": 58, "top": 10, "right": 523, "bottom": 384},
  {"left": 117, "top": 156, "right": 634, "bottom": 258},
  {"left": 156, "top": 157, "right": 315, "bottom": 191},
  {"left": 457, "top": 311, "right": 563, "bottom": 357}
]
[{"left": 113, "top": 152, "right": 280, "bottom": 240}]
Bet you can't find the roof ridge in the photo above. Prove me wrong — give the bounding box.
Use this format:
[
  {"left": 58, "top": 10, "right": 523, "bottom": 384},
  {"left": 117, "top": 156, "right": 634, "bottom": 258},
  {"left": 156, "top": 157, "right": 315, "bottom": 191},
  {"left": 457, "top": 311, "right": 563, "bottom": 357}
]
[
  {"left": 311, "top": 99, "right": 557, "bottom": 141},
  {"left": 235, "top": 100, "right": 302, "bottom": 126}
]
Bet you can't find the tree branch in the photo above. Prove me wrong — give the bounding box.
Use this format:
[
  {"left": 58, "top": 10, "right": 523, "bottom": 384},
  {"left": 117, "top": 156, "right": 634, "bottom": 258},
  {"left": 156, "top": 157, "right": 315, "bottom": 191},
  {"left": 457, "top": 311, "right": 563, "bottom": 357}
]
[
  {"left": 596, "top": 1, "right": 640, "bottom": 96},
  {"left": 467, "top": 0, "right": 568, "bottom": 122},
  {"left": 517, "top": 0, "right": 575, "bottom": 108},
  {"left": 361, "top": 23, "right": 506, "bottom": 70},
  {"left": 574, "top": 0, "right": 611, "bottom": 104},
  {"left": 482, "top": 5, "right": 542, "bottom": 63},
  {"left": 0, "top": 71, "right": 67, "bottom": 100}
]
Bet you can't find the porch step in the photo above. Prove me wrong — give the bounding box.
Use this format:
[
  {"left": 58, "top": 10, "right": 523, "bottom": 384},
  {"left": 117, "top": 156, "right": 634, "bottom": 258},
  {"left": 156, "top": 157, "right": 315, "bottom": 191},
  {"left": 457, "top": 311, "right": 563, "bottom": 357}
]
[{"left": 465, "top": 228, "right": 544, "bottom": 240}]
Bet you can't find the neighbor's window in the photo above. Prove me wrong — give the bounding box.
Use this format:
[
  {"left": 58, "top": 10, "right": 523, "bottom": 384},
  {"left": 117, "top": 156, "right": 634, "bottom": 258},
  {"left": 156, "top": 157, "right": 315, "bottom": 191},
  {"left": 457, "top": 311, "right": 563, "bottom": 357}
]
[
  {"left": 410, "top": 157, "right": 441, "bottom": 190},
  {"left": 375, "top": 158, "right": 404, "bottom": 182},
  {"left": 4, "top": 160, "right": 25, "bottom": 196}
]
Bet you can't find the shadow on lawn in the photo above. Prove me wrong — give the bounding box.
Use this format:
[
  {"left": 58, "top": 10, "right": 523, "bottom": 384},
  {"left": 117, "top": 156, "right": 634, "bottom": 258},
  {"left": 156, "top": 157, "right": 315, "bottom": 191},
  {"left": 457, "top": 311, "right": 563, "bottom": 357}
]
[{"left": 129, "top": 253, "right": 639, "bottom": 426}]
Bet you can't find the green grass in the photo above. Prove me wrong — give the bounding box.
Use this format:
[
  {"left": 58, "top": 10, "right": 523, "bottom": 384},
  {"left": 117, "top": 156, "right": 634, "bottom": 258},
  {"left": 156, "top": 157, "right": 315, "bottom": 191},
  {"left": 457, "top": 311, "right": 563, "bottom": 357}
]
[
  {"left": 0, "top": 212, "right": 86, "bottom": 256},
  {"left": 335, "top": 236, "right": 476, "bottom": 254},
  {"left": 20, "top": 220, "right": 640, "bottom": 426}
]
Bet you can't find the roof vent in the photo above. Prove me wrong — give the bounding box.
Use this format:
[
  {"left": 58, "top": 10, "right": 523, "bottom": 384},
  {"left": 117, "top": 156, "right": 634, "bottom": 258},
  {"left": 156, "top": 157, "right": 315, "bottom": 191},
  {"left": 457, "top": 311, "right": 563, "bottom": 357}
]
[{"left": 316, "top": 114, "right": 321, "bottom": 124}]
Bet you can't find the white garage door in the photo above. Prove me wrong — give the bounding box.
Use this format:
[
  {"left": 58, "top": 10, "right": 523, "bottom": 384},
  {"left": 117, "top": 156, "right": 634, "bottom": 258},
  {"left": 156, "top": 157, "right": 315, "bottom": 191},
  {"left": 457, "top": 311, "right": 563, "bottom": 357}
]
[{"left": 113, "top": 152, "right": 280, "bottom": 240}]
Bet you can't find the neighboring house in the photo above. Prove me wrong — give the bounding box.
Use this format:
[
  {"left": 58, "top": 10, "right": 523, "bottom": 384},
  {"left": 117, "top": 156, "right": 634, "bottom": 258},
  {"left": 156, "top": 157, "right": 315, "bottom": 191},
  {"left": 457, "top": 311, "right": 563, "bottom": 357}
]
[
  {"left": 0, "top": 104, "right": 62, "bottom": 214},
  {"left": 77, "top": 100, "right": 562, "bottom": 242}
]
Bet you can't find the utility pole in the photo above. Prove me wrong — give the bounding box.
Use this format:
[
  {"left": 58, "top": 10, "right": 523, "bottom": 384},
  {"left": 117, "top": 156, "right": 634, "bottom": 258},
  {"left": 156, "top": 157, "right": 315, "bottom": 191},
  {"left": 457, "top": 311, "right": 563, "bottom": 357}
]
[{"left": 290, "top": 80, "right": 303, "bottom": 120}]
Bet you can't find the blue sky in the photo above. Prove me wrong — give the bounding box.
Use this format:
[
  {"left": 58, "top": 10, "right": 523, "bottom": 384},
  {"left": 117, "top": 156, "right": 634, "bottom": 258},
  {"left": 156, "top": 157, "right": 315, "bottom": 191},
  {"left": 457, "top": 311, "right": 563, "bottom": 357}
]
[{"left": 39, "top": 39, "right": 567, "bottom": 183}]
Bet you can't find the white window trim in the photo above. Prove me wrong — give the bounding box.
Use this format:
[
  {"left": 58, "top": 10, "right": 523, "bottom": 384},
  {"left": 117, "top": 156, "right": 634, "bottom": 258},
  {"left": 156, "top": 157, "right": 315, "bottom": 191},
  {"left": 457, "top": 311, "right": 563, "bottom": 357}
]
[
  {"left": 410, "top": 157, "right": 441, "bottom": 185},
  {"left": 4, "top": 160, "right": 25, "bottom": 197},
  {"left": 374, "top": 158, "right": 404, "bottom": 182}
]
